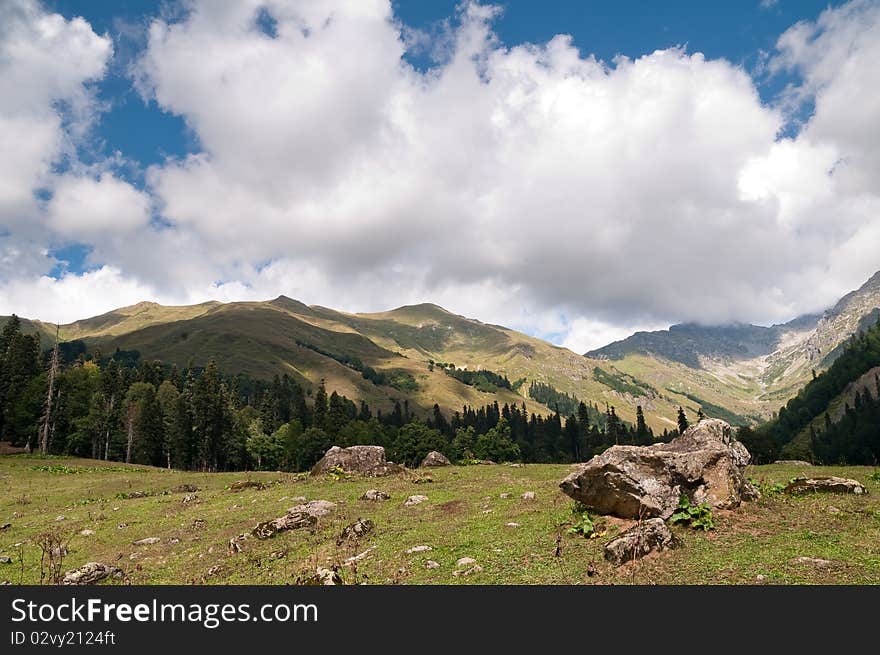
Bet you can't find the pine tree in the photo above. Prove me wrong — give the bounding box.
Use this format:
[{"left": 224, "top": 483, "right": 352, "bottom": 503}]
[
  {"left": 677, "top": 407, "right": 689, "bottom": 435},
  {"left": 312, "top": 380, "right": 328, "bottom": 431}
]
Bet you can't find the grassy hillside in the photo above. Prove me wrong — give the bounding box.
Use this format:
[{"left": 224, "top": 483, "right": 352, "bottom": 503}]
[
  {"left": 12, "top": 297, "right": 713, "bottom": 431},
  {"left": 1, "top": 455, "right": 878, "bottom": 585}
]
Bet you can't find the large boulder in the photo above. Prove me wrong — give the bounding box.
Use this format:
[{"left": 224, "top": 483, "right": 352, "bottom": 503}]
[
  {"left": 310, "top": 445, "right": 402, "bottom": 476},
  {"left": 420, "top": 451, "right": 451, "bottom": 467},
  {"left": 603, "top": 518, "right": 679, "bottom": 565},
  {"left": 560, "top": 419, "right": 758, "bottom": 519}
]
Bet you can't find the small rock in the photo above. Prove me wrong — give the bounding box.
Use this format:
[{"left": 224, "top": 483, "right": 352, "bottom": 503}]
[
  {"left": 508, "top": 463, "right": 524, "bottom": 468},
  {"left": 0, "top": 556, "right": 12, "bottom": 564},
  {"left": 133, "top": 537, "right": 160, "bottom": 546},
  {"left": 420, "top": 451, "right": 451, "bottom": 467},
  {"left": 172, "top": 483, "right": 199, "bottom": 493},
  {"left": 290, "top": 496, "right": 307, "bottom": 503},
  {"left": 784, "top": 477, "right": 867, "bottom": 495},
  {"left": 181, "top": 494, "right": 198, "bottom": 503},
  {"left": 404, "top": 494, "right": 428, "bottom": 507},
  {"left": 506, "top": 522, "right": 520, "bottom": 528},
  {"left": 425, "top": 560, "right": 440, "bottom": 569},
  {"left": 191, "top": 518, "right": 207, "bottom": 530},
  {"left": 603, "top": 518, "right": 679, "bottom": 565},
  {"left": 337, "top": 518, "right": 375, "bottom": 545},
  {"left": 456, "top": 557, "right": 477, "bottom": 567},
  {"left": 360, "top": 489, "right": 391, "bottom": 501},
  {"left": 827, "top": 506, "right": 841, "bottom": 514},
  {"left": 288, "top": 500, "right": 336, "bottom": 518},
  {"left": 482, "top": 509, "right": 493, "bottom": 514},
  {"left": 168, "top": 537, "right": 180, "bottom": 545},
  {"left": 55, "top": 515, "right": 66, "bottom": 522},
  {"left": 773, "top": 460, "right": 812, "bottom": 466},
  {"left": 344, "top": 547, "right": 376, "bottom": 565},
  {"left": 521, "top": 492, "right": 536, "bottom": 500},
  {"left": 116, "top": 523, "right": 128, "bottom": 529},
  {"left": 791, "top": 556, "right": 835, "bottom": 568},
  {"left": 0, "top": 523, "right": 11, "bottom": 530},
  {"left": 500, "top": 493, "right": 512, "bottom": 499},
  {"left": 206, "top": 565, "right": 222, "bottom": 577},
  {"left": 79, "top": 529, "right": 95, "bottom": 536},
  {"left": 453, "top": 565, "right": 483, "bottom": 577},
  {"left": 252, "top": 511, "right": 316, "bottom": 539},
  {"left": 406, "top": 545, "right": 432, "bottom": 554},
  {"left": 62, "top": 562, "right": 123, "bottom": 585}
]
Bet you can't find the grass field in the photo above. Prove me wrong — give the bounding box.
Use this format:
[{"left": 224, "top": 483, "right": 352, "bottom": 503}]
[{"left": 1, "top": 455, "right": 878, "bottom": 585}]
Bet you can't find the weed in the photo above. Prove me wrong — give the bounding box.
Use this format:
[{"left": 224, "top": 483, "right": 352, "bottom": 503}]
[{"left": 669, "top": 495, "right": 715, "bottom": 531}]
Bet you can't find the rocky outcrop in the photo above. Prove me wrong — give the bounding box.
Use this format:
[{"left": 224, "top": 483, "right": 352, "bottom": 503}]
[
  {"left": 420, "top": 451, "right": 451, "bottom": 467},
  {"left": 62, "top": 562, "right": 123, "bottom": 585},
  {"left": 560, "top": 419, "right": 758, "bottom": 519},
  {"left": 252, "top": 511, "right": 317, "bottom": 539},
  {"left": 784, "top": 477, "right": 868, "bottom": 495},
  {"left": 311, "top": 445, "right": 403, "bottom": 476},
  {"left": 360, "top": 489, "right": 391, "bottom": 501},
  {"left": 603, "top": 518, "right": 679, "bottom": 565}
]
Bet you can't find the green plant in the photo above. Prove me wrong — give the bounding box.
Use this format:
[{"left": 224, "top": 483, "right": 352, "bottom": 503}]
[
  {"left": 326, "top": 465, "right": 347, "bottom": 481},
  {"left": 567, "top": 512, "right": 596, "bottom": 538},
  {"left": 669, "top": 495, "right": 715, "bottom": 531},
  {"left": 750, "top": 477, "right": 786, "bottom": 495},
  {"left": 868, "top": 470, "right": 880, "bottom": 482}
]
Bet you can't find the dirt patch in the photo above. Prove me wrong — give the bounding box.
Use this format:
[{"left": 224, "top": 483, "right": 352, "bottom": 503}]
[{"left": 437, "top": 500, "right": 466, "bottom": 516}]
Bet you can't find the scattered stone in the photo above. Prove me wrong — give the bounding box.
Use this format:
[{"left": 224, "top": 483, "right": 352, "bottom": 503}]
[
  {"left": 121, "top": 491, "right": 147, "bottom": 499},
  {"left": 191, "top": 518, "right": 207, "bottom": 530},
  {"left": 0, "top": 523, "right": 11, "bottom": 531},
  {"left": 360, "top": 489, "right": 391, "bottom": 502},
  {"left": 828, "top": 506, "right": 841, "bottom": 514},
  {"left": 420, "top": 451, "right": 451, "bottom": 467},
  {"left": 206, "top": 565, "right": 222, "bottom": 577},
  {"left": 62, "top": 562, "right": 123, "bottom": 585},
  {"left": 425, "top": 560, "right": 440, "bottom": 569},
  {"left": 344, "top": 547, "right": 376, "bottom": 565},
  {"left": 453, "top": 565, "right": 483, "bottom": 577},
  {"left": 228, "top": 533, "right": 249, "bottom": 553},
  {"left": 773, "top": 460, "right": 812, "bottom": 466},
  {"left": 756, "top": 574, "right": 766, "bottom": 582},
  {"left": 133, "top": 537, "right": 160, "bottom": 546},
  {"left": 500, "top": 493, "right": 511, "bottom": 499},
  {"left": 252, "top": 511, "right": 317, "bottom": 540},
  {"left": 404, "top": 495, "right": 428, "bottom": 507},
  {"left": 172, "top": 484, "right": 199, "bottom": 493},
  {"left": 311, "top": 445, "right": 402, "bottom": 477},
  {"left": 482, "top": 509, "right": 493, "bottom": 514},
  {"left": 456, "top": 557, "right": 477, "bottom": 567},
  {"left": 791, "top": 556, "right": 835, "bottom": 568},
  {"left": 168, "top": 538, "right": 180, "bottom": 544},
  {"left": 337, "top": 518, "right": 375, "bottom": 545},
  {"left": 0, "top": 556, "right": 11, "bottom": 564},
  {"left": 230, "top": 480, "right": 268, "bottom": 492},
  {"left": 508, "top": 463, "right": 524, "bottom": 468},
  {"left": 603, "top": 518, "right": 679, "bottom": 566},
  {"left": 269, "top": 549, "right": 288, "bottom": 560},
  {"left": 406, "top": 545, "right": 432, "bottom": 554},
  {"left": 784, "top": 477, "right": 867, "bottom": 495},
  {"left": 181, "top": 494, "right": 198, "bottom": 503},
  {"left": 506, "top": 522, "right": 520, "bottom": 528},
  {"left": 561, "top": 419, "right": 759, "bottom": 519},
  {"left": 299, "top": 567, "right": 343, "bottom": 585},
  {"left": 55, "top": 515, "right": 66, "bottom": 522},
  {"left": 288, "top": 500, "right": 336, "bottom": 518},
  {"left": 290, "top": 496, "right": 307, "bottom": 503},
  {"left": 79, "top": 529, "right": 95, "bottom": 536},
  {"left": 521, "top": 492, "right": 536, "bottom": 500}
]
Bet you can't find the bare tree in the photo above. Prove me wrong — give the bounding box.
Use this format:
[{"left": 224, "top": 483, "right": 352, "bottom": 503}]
[{"left": 39, "top": 324, "right": 60, "bottom": 456}]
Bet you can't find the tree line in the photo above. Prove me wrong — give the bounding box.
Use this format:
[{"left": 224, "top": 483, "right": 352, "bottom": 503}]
[{"left": 0, "top": 314, "right": 678, "bottom": 472}]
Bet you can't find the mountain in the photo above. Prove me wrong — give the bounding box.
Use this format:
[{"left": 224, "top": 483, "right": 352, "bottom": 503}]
[
  {"left": 5, "top": 270, "right": 878, "bottom": 433},
  {"left": 586, "top": 270, "right": 880, "bottom": 422},
  {"left": 740, "top": 317, "right": 880, "bottom": 464}
]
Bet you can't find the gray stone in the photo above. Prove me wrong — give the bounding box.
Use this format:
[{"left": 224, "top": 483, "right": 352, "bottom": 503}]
[
  {"left": 784, "top": 477, "right": 867, "bottom": 495},
  {"left": 405, "top": 545, "right": 432, "bottom": 554},
  {"left": 360, "top": 489, "right": 391, "bottom": 501},
  {"left": 791, "top": 556, "right": 835, "bottom": 568},
  {"left": 79, "top": 529, "right": 95, "bottom": 536},
  {"left": 62, "top": 562, "right": 123, "bottom": 585},
  {"left": 425, "top": 560, "right": 440, "bottom": 569},
  {"left": 773, "top": 460, "right": 812, "bottom": 466},
  {"left": 560, "top": 419, "right": 758, "bottom": 519},
  {"left": 311, "top": 445, "right": 402, "bottom": 476},
  {"left": 404, "top": 495, "right": 428, "bottom": 507},
  {"left": 288, "top": 499, "right": 336, "bottom": 518},
  {"left": 603, "top": 518, "right": 679, "bottom": 565},
  {"left": 252, "top": 511, "right": 317, "bottom": 539},
  {"left": 337, "top": 518, "right": 374, "bottom": 544},
  {"left": 420, "top": 451, "right": 451, "bottom": 467},
  {"left": 132, "top": 537, "right": 160, "bottom": 545},
  {"left": 521, "top": 491, "right": 536, "bottom": 500},
  {"left": 456, "top": 557, "right": 477, "bottom": 567},
  {"left": 0, "top": 556, "right": 11, "bottom": 564}
]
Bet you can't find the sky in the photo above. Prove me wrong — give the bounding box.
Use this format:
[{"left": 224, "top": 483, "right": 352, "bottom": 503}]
[{"left": 2, "top": 0, "right": 880, "bottom": 353}]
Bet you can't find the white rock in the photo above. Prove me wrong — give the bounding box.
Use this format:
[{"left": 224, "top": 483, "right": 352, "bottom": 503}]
[
  {"left": 456, "top": 557, "right": 476, "bottom": 567},
  {"left": 406, "top": 545, "right": 432, "bottom": 554},
  {"left": 133, "top": 537, "right": 160, "bottom": 545},
  {"left": 79, "top": 529, "right": 95, "bottom": 536},
  {"left": 506, "top": 522, "right": 520, "bottom": 528},
  {"left": 404, "top": 495, "right": 428, "bottom": 507},
  {"left": 425, "top": 560, "right": 440, "bottom": 569},
  {"left": 521, "top": 492, "right": 536, "bottom": 500}
]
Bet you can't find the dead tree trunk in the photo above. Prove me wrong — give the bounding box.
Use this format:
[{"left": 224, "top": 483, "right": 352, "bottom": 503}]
[{"left": 39, "top": 325, "right": 60, "bottom": 456}]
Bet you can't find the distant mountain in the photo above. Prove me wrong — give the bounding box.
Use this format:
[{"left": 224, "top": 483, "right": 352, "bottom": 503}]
[{"left": 585, "top": 269, "right": 880, "bottom": 421}]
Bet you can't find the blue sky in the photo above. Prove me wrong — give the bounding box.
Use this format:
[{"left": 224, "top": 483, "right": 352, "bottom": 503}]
[{"left": 2, "top": 0, "right": 879, "bottom": 351}]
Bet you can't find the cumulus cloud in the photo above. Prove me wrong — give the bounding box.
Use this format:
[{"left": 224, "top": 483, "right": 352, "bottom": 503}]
[{"left": 3, "top": 0, "right": 880, "bottom": 352}]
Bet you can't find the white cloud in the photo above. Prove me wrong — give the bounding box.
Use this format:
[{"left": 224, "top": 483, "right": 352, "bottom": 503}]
[{"left": 3, "top": 0, "right": 880, "bottom": 355}]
